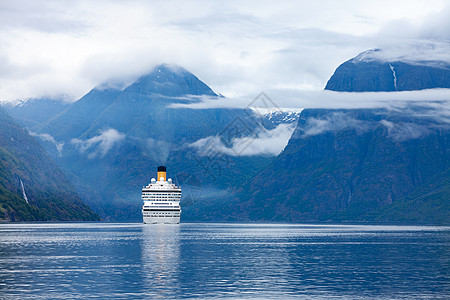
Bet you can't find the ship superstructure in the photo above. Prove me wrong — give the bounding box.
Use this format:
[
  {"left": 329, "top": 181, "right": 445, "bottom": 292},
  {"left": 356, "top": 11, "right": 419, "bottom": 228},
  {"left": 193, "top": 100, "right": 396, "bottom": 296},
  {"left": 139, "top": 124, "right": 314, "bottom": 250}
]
[{"left": 142, "top": 166, "right": 181, "bottom": 224}]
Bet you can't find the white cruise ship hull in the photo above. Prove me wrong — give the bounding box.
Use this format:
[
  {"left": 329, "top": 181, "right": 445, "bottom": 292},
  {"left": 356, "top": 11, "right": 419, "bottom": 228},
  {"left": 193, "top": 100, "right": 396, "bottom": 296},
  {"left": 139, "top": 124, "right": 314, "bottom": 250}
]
[
  {"left": 143, "top": 215, "right": 180, "bottom": 224},
  {"left": 141, "top": 166, "right": 182, "bottom": 225}
]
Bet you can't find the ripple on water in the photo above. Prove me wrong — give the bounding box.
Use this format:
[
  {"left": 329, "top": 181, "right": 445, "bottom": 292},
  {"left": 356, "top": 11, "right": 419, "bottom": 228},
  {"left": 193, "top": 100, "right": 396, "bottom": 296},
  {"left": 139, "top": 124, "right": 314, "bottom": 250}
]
[{"left": 0, "top": 223, "right": 449, "bottom": 299}]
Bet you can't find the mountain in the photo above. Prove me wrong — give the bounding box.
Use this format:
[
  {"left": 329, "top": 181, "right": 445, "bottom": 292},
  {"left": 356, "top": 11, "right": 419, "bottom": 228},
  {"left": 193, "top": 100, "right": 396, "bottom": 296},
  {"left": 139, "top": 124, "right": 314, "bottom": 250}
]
[
  {"left": 325, "top": 48, "right": 450, "bottom": 92},
  {"left": 0, "top": 108, "right": 99, "bottom": 222},
  {"left": 249, "top": 107, "right": 303, "bottom": 126},
  {"left": 188, "top": 45, "right": 450, "bottom": 224},
  {"left": 29, "top": 64, "right": 281, "bottom": 221},
  {"left": 205, "top": 107, "right": 449, "bottom": 224},
  {"left": 121, "top": 63, "right": 218, "bottom": 97},
  {"left": 35, "top": 64, "right": 219, "bottom": 141},
  {"left": 17, "top": 54, "right": 448, "bottom": 224},
  {"left": 35, "top": 88, "right": 122, "bottom": 142},
  {"left": 2, "top": 98, "right": 70, "bottom": 128}
]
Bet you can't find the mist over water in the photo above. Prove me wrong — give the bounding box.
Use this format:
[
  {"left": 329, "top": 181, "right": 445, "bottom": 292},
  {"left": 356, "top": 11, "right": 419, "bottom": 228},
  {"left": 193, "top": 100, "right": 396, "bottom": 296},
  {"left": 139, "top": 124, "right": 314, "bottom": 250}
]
[{"left": 0, "top": 223, "right": 448, "bottom": 299}]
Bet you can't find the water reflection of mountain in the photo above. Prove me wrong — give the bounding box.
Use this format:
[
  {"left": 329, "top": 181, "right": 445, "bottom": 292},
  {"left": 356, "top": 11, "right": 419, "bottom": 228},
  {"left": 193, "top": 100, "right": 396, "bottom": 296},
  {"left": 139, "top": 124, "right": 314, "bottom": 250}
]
[{"left": 140, "top": 225, "right": 180, "bottom": 298}]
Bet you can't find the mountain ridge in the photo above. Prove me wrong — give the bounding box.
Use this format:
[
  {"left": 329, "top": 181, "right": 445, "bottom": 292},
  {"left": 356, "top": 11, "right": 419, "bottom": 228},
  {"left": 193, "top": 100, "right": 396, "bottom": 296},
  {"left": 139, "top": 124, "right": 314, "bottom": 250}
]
[
  {"left": 4, "top": 57, "right": 448, "bottom": 224},
  {"left": 28, "top": 64, "right": 281, "bottom": 221}
]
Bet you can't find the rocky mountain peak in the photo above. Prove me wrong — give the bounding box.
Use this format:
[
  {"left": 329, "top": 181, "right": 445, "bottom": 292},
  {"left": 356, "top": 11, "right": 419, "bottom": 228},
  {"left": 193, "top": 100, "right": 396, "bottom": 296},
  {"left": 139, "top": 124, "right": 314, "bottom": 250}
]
[
  {"left": 326, "top": 45, "right": 450, "bottom": 92},
  {"left": 123, "top": 64, "right": 218, "bottom": 97}
]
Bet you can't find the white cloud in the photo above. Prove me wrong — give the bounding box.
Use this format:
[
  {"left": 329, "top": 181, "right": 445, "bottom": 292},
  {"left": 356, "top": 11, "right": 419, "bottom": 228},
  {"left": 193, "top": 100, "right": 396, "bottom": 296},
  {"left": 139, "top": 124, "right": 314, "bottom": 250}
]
[
  {"left": 299, "top": 112, "right": 373, "bottom": 137},
  {"left": 71, "top": 128, "right": 125, "bottom": 158},
  {"left": 380, "top": 120, "right": 433, "bottom": 141},
  {"left": 294, "top": 110, "right": 449, "bottom": 142},
  {"left": 376, "top": 4, "right": 450, "bottom": 41},
  {"left": 190, "top": 123, "right": 296, "bottom": 156},
  {"left": 354, "top": 41, "right": 450, "bottom": 65},
  {"left": 170, "top": 88, "right": 450, "bottom": 111},
  {"left": 0, "top": 0, "right": 449, "bottom": 102},
  {"left": 131, "top": 137, "right": 172, "bottom": 164},
  {"left": 28, "top": 131, "right": 64, "bottom": 156}
]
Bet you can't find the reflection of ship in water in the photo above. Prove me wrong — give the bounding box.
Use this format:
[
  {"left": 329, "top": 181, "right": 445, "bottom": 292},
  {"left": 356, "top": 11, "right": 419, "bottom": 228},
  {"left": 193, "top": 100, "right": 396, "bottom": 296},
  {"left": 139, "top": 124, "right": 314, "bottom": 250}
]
[
  {"left": 141, "top": 225, "right": 180, "bottom": 297},
  {"left": 142, "top": 166, "right": 182, "bottom": 224}
]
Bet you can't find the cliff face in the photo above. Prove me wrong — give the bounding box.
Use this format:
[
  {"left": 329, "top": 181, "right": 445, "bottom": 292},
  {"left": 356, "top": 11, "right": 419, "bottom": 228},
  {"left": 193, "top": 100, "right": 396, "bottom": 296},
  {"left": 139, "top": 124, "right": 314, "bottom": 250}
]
[
  {"left": 325, "top": 49, "right": 450, "bottom": 92},
  {"left": 209, "top": 107, "right": 449, "bottom": 224},
  {"left": 0, "top": 108, "right": 99, "bottom": 222}
]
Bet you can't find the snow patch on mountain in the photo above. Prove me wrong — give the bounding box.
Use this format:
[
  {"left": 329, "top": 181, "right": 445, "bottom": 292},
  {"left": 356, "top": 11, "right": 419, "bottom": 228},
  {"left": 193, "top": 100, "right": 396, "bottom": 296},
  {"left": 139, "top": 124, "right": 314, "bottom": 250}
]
[{"left": 249, "top": 107, "right": 303, "bottom": 125}]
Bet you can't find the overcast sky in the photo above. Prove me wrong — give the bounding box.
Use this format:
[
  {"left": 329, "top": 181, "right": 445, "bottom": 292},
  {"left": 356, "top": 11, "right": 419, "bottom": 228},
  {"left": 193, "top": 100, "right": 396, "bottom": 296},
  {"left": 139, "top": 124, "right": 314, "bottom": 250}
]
[{"left": 1, "top": 0, "right": 449, "bottom": 104}]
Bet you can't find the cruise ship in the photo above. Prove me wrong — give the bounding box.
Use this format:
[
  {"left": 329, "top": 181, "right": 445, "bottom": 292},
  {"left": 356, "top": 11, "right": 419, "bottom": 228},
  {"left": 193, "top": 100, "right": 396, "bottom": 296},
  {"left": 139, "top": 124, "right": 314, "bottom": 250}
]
[{"left": 142, "top": 166, "right": 182, "bottom": 224}]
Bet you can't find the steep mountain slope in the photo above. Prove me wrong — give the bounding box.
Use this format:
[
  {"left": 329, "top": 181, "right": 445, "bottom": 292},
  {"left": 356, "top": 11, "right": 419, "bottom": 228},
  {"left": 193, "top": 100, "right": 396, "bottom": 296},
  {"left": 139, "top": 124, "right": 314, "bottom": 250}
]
[
  {"left": 2, "top": 98, "right": 70, "bottom": 127},
  {"left": 30, "top": 64, "right": 279, "bottom": 221},
  {"left": 325, "top": 49, "right": 450, "bottom": 92},
  {"left": 374, "top": 169, "right": 449, "bottom": 223},
  {"left": 211, "top": 107, "right": 449, "bottom": 224},
  {"left": 36, "top": 64, "right": 218, "bottom": 141},
  {"left": 0, "top": 108, "right": 99, "bottom": 221},
  {"left": 35, "top": 88, "right": 121, "bottom": 140}
]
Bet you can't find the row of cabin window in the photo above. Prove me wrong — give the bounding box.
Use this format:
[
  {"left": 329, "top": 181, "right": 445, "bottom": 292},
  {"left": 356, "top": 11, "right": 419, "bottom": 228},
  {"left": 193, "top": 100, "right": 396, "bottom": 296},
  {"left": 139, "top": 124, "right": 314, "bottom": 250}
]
[
  {"left": 142, "top": 192, "right": 181, "bottom": 195},
  {"left": 142, "top": 195, "right": 181, "bottom": 198},
  {"left": 144, "top": 214, "right": 180, "bottom": 217},
  {"left": 142, "top": 196, "right": 181, "bottom": 199}
]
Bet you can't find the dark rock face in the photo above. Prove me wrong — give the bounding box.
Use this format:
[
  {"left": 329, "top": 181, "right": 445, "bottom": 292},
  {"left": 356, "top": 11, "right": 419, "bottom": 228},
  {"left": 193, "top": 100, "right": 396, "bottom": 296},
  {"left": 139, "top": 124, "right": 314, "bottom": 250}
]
[
  {"left": 0, "top": 108, "right": 100, "bottom": 222},
  {"left": 325, "top": 49, "right": 450, "bottom": 92},
  {"left": 215, "top": 107, "right": 449, "bottom": 224}
]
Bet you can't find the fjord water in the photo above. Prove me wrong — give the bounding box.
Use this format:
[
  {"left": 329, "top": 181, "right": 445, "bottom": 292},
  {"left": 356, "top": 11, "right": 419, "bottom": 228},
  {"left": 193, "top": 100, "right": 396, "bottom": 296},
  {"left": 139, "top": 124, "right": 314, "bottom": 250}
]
[{"left": 0, "top": 224, "right": 448, "bottom": 299}]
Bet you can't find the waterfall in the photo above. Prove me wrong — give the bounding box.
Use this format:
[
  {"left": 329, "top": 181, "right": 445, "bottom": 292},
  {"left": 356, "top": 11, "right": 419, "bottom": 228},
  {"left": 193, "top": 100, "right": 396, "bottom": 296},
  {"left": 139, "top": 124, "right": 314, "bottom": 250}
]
[
  {"left": 388, "top": 62, "right": 397, "bottom": 91},
  {"left": 20, "top": 179, "right": 29, "bottom": 204}
]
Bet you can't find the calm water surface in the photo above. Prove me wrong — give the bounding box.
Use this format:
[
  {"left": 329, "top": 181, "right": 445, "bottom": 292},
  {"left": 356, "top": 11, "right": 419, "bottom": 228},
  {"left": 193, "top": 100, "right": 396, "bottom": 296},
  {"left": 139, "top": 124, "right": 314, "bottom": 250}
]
[{"left": 0, "top": 223, "right": 448, "bottom": 299}]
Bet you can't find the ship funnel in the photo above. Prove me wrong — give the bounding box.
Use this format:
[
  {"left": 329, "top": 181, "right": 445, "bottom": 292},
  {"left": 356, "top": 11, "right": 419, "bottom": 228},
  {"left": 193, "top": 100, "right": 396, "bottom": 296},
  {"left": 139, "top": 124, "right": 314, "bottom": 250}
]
[{"left": 157, "top": 166, "right": 167, "bottom": 181}]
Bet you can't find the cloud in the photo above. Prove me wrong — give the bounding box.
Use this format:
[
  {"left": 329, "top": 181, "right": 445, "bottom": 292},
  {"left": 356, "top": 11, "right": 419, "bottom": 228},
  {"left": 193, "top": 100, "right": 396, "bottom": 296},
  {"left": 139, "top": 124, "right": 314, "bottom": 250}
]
[
  {"left": 382, "top": 101, "right": 450, "bottom": 124},
  {"left": 380, "top": 120, "right": 435, "bottom": 142},
  {"left": 129, "top": 136, "right": 173, "bottom": 164},
  {"left": 375, "top": 4, "right": 450, "bottom": 41},
  {"left": 71, "top": 128, "right": 125, "bottom": 158},
  {"left": 0, "top": 0, "right": 87, "bottom": 33},
  {"left": 292, "top": 108, "right": 449, "bottom": 142},
  {"left": 28, "top": 131, "right": 64, "bottom": 156},
  {"left": 298, "top": 112, "right": 373, "bottom": 137},
  {"left": 190, "top": 123, "right": 296, "bottom": 156},
  {"left": 170, "top": 88, "right": 450, "bottom": 111},
  {"left": 354, "top": 41, "right": 450, "bottom": 65},
  {"left": 0, "top": 0, "right": 449, "bottom": 102}
]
